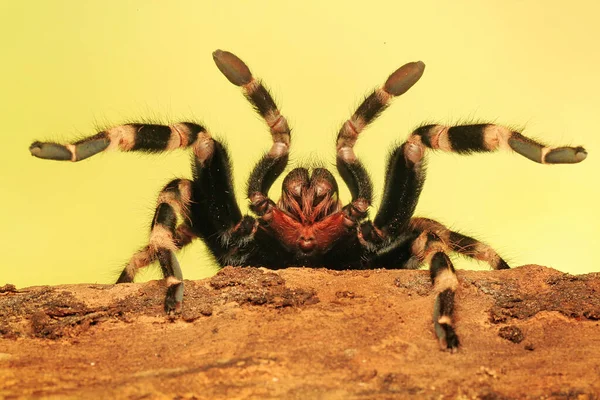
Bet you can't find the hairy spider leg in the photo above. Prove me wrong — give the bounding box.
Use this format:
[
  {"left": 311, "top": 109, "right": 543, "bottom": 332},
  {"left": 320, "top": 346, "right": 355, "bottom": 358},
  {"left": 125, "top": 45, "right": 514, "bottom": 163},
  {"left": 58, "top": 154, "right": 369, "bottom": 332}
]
[
  {"left": 116, "top": 179, "right": 197, "bottom": 313},
  {"left": 373, "top": 142, "right": 426, "bottom": 235},
  {"left": 213, "top": 50, "right": 291, "bottom": 217},
  {"left": 189, "top": 138, "right": 259, "bottom": 267},
  {"left": 409, "top": 217, "right": 510, "bottom": 270},
  {"left": 365, "top": 120, "right": 586, "bottom": 349},
  {"left": 371, "top": 121, "right": 588, "bottom": 250},
  {"left": 411, "top": 124, "right": 587, "bottom": 164},
  {"left": 366, "top": 227, "right": 462, "bottom": 351},
  {"left": 370, "top": 144, "right": 510, "bottom": 268},
  {"left": 429, "top": 250, "right": 460, "bottom": 351},
  {"left": 406, "top": 230, "right": 461, "bottom": 350},
  {"left": 335, "top": 61, "right": 426, "bottom": 223},
  {"left": 29, "top": 122, "right": 209, "bottom": 161}
]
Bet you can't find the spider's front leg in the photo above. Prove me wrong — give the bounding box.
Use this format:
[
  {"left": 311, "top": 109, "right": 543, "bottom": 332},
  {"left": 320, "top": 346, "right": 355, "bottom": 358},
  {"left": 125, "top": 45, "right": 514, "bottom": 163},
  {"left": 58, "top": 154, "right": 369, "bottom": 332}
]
[
  {"left": 335, "top": 59, "right": 426, "bottom": 223},
  {"left": 213, "top": 50, "right": 291, "bottom": 217}
]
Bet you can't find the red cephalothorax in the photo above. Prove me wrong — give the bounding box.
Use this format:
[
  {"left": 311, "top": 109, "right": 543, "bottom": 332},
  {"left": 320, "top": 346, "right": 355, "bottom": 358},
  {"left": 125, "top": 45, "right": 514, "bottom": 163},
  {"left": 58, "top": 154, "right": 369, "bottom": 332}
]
[
  {"left": 267, "top": 208, "right": 348, "bottom": 256},
  {"left": 29, "top": 49, "right": 587, "bottom": 351},
  {"left": 263, "top": 167, "right": 347, "bottom": 256}
]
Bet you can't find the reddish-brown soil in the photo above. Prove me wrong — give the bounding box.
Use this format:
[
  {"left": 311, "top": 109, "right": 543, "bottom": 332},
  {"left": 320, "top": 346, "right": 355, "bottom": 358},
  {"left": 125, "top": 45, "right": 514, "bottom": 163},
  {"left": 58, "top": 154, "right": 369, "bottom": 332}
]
[{"left": 1, "top": 265, "right": 599, "bottom": 399}]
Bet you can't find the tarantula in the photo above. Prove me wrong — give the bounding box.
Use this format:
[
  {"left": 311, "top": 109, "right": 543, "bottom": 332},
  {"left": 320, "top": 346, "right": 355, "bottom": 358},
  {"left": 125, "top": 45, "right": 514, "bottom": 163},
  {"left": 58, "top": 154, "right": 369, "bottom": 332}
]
[{"left": 29, "top": 50, "right": 587, "bottom": 350}]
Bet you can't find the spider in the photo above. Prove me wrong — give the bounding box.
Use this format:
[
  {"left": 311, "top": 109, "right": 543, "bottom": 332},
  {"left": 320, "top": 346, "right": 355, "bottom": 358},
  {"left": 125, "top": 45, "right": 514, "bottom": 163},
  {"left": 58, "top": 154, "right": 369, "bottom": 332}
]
[{"left": 29, "top": 50, "right": 587, "bottom": 351}]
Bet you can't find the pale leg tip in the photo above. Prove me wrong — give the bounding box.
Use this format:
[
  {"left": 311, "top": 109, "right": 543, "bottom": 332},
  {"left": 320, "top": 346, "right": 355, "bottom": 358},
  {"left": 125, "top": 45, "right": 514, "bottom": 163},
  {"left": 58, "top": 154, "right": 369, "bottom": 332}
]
[
  {"left": 575, "top": 147, "right": 588, "bottom": 162},
  {"left": 29, "top": 142, "right": 42, "bottom": 157}
]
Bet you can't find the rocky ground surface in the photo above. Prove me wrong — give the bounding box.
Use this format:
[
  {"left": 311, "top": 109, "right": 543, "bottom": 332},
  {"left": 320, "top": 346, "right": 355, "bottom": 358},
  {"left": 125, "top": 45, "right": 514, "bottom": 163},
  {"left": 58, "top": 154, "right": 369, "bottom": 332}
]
[{"left": 1, "top": 265, "right": 599, "bottom": 399}]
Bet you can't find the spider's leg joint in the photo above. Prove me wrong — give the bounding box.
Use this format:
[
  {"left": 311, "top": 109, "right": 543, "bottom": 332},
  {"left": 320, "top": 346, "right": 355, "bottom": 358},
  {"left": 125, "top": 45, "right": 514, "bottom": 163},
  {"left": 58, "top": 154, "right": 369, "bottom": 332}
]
[
  {"left": 337, "top": 146, "right": 357, "bottom": 163},
  {"left": 149, "top": 224, "right": 178, "bottom": 252},
  {"left": 268, "top": 141, "right": 289, "bottom": 158},
  {"left": 192, "top": 133, "right": 215, "bottom": 165},
  {"left": 343, "top": 198, "right": 370, "bottom": 223},
  {"left": 404, "top": 140, "right": 425, "bottom": 165}
]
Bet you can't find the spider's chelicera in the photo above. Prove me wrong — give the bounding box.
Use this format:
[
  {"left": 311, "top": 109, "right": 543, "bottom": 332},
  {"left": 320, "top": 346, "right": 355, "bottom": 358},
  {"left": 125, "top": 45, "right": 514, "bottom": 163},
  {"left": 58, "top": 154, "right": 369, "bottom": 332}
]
[{"left": 29, "top": 50, "right": 587, "bottom": 351}]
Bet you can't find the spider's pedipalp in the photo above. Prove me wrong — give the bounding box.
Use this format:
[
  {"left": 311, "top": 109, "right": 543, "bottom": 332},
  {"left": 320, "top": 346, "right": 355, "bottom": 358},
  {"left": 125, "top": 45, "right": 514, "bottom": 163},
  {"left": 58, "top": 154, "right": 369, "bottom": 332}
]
[
  {"left": 337, "top": 160, "right": 373, "bottom": 206},
  {"left": 212, "top": 50, "right": 253, "bottom": 86},
  {"left": 384, "top": 61, "right": 426, "bottom": 96},
  {"left": 247, "top": 154, "right": 289, "bottom": 211},
  {"left": 412, "top": 123, "right": 587, "bottom": 164},
  {"left": 243, "top": 79, "right": 291, "bottom": 155},
  {"left": 336, "top": 61, "right": 425, "bottom": 223},
  {"left": 213, "top": 50, "right": 292, "bottom": 214},
  {"left": 214, "top": 49, "right": 291, "bottom": 148},
  {"left": 336, "top": 60, "right": 425, "bottom": 157}
]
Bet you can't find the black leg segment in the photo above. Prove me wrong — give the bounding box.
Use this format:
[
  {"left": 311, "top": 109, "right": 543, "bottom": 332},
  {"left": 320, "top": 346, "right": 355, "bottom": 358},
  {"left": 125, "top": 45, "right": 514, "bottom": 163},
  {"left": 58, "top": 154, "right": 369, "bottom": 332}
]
[
  {"left": 192, "top": 140, "right": 243, "bottom": 237},
  {"left": 430, "top": 252, "right": 460, "bottom": 351},
  {"left": 374, "top": 142, "right": 425, "bottom": 234}
]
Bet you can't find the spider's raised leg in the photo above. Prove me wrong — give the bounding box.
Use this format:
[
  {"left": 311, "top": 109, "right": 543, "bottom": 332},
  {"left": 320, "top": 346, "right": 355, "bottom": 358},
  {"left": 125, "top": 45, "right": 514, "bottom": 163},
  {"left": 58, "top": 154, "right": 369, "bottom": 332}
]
[
  {"left": 411, "top": 124, "right": 587, "bottom": 164},
  {"left": 116, "top": 179, "right": 197, "bottom": 313},
  {"left": 371, "top": 121, "right": 588, "bottom": 238},
  {"left": 189, "top": 135, "right": 259, "bottom": 267},
  {"left": 29, "top": 122, "right": 209, "bottom": 161},
  {"left": 213, "top": 50, "right": 292, "bottom": 216},
  {"left": 336, "top": 61, "right": 426, "bottom": 222},
  {"left": 373, "top": 141, "right": 426, "bottom": 236}
]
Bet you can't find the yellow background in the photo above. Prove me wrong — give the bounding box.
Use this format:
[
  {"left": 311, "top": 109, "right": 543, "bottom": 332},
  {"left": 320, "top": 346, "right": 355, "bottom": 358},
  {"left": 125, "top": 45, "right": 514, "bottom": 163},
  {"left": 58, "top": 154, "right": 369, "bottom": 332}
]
[{"left": 1, "top": 1, "right": 598, "bottom": 288}]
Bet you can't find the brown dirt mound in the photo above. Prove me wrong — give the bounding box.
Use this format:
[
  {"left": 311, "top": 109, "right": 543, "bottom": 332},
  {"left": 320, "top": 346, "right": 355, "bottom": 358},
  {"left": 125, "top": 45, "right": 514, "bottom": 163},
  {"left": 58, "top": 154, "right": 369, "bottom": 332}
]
[{"left": 1, "top": 265, "right": 599, "bottom": 399}]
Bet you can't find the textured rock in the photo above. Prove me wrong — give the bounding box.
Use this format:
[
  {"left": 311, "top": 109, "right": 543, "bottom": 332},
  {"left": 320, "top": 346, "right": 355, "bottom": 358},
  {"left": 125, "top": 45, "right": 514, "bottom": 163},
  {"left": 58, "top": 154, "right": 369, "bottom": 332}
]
[{"left": 1, "top": 265, "right": 599, "bottom": 398}]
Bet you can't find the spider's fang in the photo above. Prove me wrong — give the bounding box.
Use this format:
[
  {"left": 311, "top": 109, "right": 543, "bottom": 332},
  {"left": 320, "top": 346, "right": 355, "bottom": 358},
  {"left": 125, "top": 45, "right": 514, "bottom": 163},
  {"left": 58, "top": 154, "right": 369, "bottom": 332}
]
[
  {"left": 384, "top": 61, "right": 425, "bottom": 96},
  {"left": 213, "top": 49, "right": 253, "bottom": 86}
]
